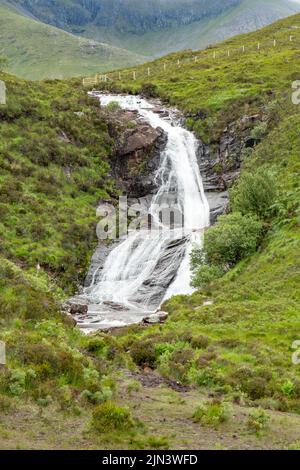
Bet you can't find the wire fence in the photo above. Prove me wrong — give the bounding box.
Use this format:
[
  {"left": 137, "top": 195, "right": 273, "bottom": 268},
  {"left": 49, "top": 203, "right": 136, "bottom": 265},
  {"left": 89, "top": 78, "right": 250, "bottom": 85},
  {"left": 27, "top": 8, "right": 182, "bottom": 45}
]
[{"left": 83, "top": 32, "right": 300, "bottom": 87}]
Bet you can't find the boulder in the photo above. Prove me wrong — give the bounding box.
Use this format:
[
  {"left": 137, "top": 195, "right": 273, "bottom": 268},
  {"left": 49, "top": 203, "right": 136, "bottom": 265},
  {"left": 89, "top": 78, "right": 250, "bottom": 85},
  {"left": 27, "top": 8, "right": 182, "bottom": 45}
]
[
  {"left": 143, "top": 311, "right": 169, "bottom": 324},
  {"left": 69, "top": 303, "right": 88, "bottom": 316}
]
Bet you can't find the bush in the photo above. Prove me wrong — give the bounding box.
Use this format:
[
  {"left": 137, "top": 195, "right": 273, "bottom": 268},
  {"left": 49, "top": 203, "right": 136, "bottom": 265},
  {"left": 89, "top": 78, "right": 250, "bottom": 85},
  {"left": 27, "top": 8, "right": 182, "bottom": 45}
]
[
  {"left": 191, "top": 263, "right": 224, "bottom": 288},
  {"left": 140, "top": 83, "right": 158, "bottom": 98},
  {"left": 281, "top": 380, "right": 295, "bottom": 398},
  {"left": 250, "top": 122, "right": 268, "bottom": 141},
  {"left": 191, "top": 212, "right": 263, "bottom": 287},
  {"left": 193, "top": 400, "right": 232, "bottom": 428},
  {"left": 242, "top": 377, "right": 269, "bottom": 400},
  {"left": 91, "top": 401, "right": 134, "bottom": 432},
  {"left": 130, "top": 340, "right": 156, "bottom": 368},
  {"left": 106, "top": 101, "right": 121, "bottom": 112},
  {"left": 247, "top": 408, "right": 270, "bottom": 433},
  {"left": 230, "top": 170, "right": 277, "bottom": 219}
]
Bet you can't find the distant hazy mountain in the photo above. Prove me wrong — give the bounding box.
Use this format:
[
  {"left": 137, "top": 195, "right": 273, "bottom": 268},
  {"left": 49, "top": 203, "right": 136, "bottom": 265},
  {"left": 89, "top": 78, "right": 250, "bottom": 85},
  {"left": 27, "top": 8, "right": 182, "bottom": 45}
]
[
  {"left": 7, "top": 0, "right": 300, "bottom": 57},
  {"left": 0, "top": 1, "right": 145, "bottom": 79}
]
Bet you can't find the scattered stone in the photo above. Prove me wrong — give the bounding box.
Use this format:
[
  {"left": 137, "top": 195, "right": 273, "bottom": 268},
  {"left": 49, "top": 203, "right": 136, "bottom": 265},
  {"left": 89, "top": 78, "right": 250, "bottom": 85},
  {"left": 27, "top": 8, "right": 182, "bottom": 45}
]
[
  {"left": 69, "top": 303, "right": 88, "bottom": 316},
  {"left": 143, "top": 311, "right": 169, "bottom": 324}
]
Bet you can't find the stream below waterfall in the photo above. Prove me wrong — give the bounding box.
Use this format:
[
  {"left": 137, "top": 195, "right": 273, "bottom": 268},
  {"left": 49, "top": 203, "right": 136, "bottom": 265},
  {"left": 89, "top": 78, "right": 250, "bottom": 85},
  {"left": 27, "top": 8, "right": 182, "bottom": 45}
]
[{"left": 72, "top": 94, "right": 210, "bottom": 333}]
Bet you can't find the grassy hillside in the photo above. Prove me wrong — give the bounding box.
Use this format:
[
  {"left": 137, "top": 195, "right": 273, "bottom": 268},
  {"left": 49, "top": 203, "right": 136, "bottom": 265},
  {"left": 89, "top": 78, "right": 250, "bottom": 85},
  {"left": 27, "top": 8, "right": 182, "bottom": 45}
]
[
  {"left": 0, "top": 72, "right": 116, "bottom": 291},
  {"left": 103, "top": 13, "right": 300, "bottom": 139},
  {"left": 0, "top": 14, "right": 300, "bottom": 449},
  {"left": 0, "top": 3, "right": 145, "bottom": 79}
]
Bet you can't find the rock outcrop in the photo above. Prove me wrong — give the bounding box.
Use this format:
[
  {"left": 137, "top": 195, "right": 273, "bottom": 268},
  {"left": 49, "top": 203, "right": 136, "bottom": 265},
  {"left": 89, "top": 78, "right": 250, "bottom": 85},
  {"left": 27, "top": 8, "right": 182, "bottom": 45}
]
[
  {"left": 195, "top": 113, "right": 263, "bottom": 223},
  {"left": 108, "top": 110, "right": 167, "bottom": 198}
]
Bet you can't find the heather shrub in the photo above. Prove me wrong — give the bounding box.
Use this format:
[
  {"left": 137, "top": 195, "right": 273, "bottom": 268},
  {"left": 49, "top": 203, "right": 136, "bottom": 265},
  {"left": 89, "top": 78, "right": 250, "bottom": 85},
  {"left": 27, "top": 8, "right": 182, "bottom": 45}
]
[{"left": 91, "top": 402, "right": 134, "bottom": 432}]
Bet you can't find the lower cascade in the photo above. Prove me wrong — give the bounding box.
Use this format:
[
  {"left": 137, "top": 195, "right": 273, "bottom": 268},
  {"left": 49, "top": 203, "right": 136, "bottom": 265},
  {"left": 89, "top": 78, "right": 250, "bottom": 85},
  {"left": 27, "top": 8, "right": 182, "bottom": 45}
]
[{"left": 72, "top": 94, "right": 210, "bottom": 332}]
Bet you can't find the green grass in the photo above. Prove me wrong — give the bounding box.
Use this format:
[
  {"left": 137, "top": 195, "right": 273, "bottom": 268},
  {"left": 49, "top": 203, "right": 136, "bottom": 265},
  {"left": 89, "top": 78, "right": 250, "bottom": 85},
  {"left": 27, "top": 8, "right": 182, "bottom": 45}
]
[
  {"left": 0, "top": 4, "right": 145, "bottom": 80},
  {"left": 0, "top": 71, "right": 117, "bottom": 291}
]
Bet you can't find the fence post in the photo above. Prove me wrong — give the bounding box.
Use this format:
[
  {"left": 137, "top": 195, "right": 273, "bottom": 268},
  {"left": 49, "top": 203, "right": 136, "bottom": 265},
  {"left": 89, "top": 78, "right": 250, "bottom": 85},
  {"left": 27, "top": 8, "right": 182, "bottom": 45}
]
[
  {"left": 133, "top": 71, "right": 136, "bottom": 80},
  {"left": 290, "top": 35, "right": 293, "bottom": 42},
  {"left": 177, "top": 59, "right": 180, "bottom": 67},
  {"left": 273, "top": 39, "right": 276, "bottom": 47},
  {"left": 257, "top": 42, "right": 260, "bottom": 50},
  {"left": 194, "top": 56, "right": 197, "bottom": 62},
  {"left": 227, "top": 50, "right": 230, "bottom": 57},
  {"left": 147, "top": 67, "right": 150, "bottom": 77},
  {"left": 242, "top": 45, "right": 245, "bottom": 53}
]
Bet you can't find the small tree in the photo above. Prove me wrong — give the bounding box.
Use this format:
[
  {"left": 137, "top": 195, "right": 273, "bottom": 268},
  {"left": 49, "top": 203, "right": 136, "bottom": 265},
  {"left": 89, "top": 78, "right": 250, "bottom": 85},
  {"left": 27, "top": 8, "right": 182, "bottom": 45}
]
[
  {"left": 191, "top": 212, "right": 263, "bottom": 287},
  {"left": 230, "top": 169, "right": 277, "bottom": 219}
]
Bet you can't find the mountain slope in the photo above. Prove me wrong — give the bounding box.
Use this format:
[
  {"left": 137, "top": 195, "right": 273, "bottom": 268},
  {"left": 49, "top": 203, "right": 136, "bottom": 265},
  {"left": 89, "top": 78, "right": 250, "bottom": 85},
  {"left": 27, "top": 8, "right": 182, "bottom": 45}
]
[
  {"left": 0, "top": 3, "right": 145, "bottom": 79},
  {"left": 7, "top": 0, "right": 300, "bottom": 57}
]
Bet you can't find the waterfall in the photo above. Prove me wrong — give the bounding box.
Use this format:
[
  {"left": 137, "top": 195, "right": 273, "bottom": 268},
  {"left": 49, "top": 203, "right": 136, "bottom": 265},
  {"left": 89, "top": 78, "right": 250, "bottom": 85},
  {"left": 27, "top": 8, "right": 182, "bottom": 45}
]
[{"left": 76, "top": 94, "right": 210, "bottom": 332}]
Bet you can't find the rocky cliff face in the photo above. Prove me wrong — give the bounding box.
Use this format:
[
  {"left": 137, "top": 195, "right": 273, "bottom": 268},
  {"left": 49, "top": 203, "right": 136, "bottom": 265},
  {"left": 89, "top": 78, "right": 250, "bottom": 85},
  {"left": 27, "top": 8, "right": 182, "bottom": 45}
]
[
  {"left": 195, "top": 112, "right": 264, "bottom": 223},
  {"left": 107, "top": 108, "right": 167, "bottom": 198},
  {"left": 13, "top": 0, "right": 241, "bottom": 33}
]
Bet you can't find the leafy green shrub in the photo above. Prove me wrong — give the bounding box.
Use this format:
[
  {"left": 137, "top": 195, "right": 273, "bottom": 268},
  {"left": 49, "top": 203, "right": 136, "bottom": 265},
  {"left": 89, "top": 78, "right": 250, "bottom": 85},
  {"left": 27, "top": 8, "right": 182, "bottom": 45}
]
[
  {"left": 106, "top": 101, "right": 121, "bottom": 112},
  {"left": 7, "top": 369, "right": 27, "bottom": 396},
  {"left": 250, "top": 122, "right": 268, "bottom": 141},
  {"left": 247, "top": 408, "right": 270, "bottom": 433},
  {"left": 193, "top": 400, "right": 232, "bottom": 428},
  {"left": 85, "top": 338, "right": 106, "bottom": 355},
  {"left": 281, "top": 380, "right": 295, "bottom": 398},
  {"left": 14, "top": 342, "right": 84, "bottom": 382},
  {"left": 191, "top": 263, "right": 224, "bottom": 288},
  {"left": 230, "top": 170, "right": 277, "bottom": 219},
  {"left": 191, "top": 212, "right": 263, "bottom": 287},
  {"left": 91, "top": 401, "right": 134, "bottom": 432},
  {"left": 80, "top": 386, "right": 113, "bottom": 405}
]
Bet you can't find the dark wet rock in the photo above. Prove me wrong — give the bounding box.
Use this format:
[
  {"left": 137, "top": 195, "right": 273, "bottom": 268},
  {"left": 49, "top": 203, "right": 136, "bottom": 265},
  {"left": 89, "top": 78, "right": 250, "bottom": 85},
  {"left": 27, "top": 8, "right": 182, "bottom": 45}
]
[
  {"left": 197, "top": 113, "right": 262, "bottom": 194},
  {"left": 129, "top": 236, "right": 187, "bottom": 308},
  {"left": 206, "top": 191, "right": 229, "bottom": 224},
  {"left": 84, "top": 242, "right": 118, "bottom": 288},
  {"left": 69, "top": 302, "right": 88, "bottom": 316},
  {"left": 108, "top": 110, "right": 168, "bottom": 198}
]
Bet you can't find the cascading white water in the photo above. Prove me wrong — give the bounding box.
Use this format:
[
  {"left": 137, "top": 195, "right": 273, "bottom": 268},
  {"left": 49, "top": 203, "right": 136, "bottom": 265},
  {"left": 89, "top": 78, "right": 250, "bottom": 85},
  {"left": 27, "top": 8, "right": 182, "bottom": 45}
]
[{"left": 76, "top": 94, "right": 210, "bottom": 331}]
